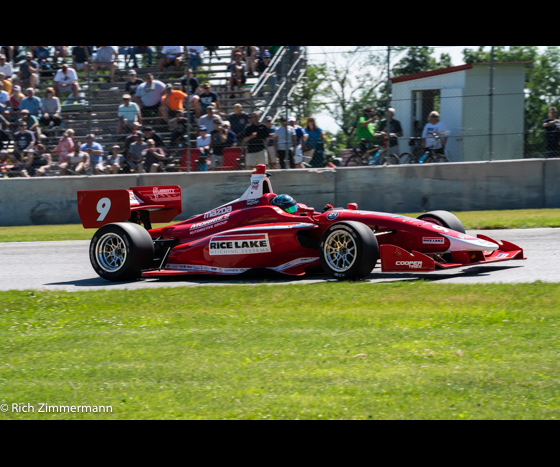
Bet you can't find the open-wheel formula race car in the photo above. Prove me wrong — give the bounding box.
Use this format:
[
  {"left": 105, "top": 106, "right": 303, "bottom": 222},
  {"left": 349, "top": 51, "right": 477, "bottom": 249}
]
[{"left": 77, "top": 165, "right": 526, "bottom": 282}]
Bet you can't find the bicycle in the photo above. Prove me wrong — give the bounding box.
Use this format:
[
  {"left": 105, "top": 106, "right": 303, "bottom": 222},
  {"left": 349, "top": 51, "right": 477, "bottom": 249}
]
[
  {"left": 399, "top": 137, "right": 423, "bottom": 164},
  {"left": 401, "top": 133, "right": 450, "bottom": 164},
  {"left": 345, "top": 133, "right": 401, "bottom": 167}
]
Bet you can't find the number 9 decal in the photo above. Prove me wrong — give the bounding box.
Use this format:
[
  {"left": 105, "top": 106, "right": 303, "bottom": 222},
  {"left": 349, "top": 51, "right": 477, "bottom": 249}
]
[{"left": 96, "top": 197, "right": 112, "bottom": 222}]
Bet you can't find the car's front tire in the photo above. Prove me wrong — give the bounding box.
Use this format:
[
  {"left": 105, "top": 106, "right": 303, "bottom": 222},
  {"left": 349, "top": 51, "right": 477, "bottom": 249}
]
[
  {"left": 320, "top": 221, "right": 380, "bottom": 280},
  {"left": 90, "top": 223, "right": 155, "bottom": 282}
]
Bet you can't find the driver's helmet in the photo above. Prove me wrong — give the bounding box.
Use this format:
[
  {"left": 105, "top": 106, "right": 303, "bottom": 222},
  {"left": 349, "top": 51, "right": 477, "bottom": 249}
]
[{"left": 271, "top": 195, "right": 298, "bottom": 214}]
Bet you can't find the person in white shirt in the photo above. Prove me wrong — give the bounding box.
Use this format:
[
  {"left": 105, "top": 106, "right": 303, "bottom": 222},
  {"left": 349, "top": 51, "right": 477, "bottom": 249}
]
[
  {"left": 54, "top": 64, "right": 80, "bottom": 98},
  {"left": 158, "top": 46, "right": 184, "bottom": 72},
  {"left": 0, "top": 55, "right": 13, "bottom": 79},
  {"left": 422, "top": 111, "right": 449, "bottom": 150},
  {"left": 274, "top": 116, "right": 298, "bottom": 169},
  {"left": 196, "top": 125, "right": 210, "bottom": 171}
]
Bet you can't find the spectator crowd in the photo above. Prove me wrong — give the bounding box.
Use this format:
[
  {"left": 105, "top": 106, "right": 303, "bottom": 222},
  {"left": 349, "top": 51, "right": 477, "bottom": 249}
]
[{"left": 0, "top": 45, "right": 317, "bottom": 178}]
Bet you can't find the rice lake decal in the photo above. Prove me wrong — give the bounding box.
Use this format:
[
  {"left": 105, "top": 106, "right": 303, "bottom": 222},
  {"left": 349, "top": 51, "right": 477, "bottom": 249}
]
[{"left": 209, "top": 233, "right": 272, "bottom": 256}]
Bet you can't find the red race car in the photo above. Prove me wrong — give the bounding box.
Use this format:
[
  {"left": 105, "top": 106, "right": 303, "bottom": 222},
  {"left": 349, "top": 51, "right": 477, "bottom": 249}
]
[{"left": 77, "top": 165, "right": 525, "bottom": 282}]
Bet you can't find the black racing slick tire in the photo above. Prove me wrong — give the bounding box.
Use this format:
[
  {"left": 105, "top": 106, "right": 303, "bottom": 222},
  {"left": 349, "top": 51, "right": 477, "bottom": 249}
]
[
  {"left": 90, "top": 223, "right": 155, "bottom": 282},
  {"left": 417, "top": 211, "right": 466, "bottom": 235},
  {"left": 320, "top": 221, "right": 380, "bottom": 281}
]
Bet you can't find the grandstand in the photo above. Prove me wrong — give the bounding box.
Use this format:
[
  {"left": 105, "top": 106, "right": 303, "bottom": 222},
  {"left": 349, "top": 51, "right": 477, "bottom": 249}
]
[{"left": 0, "top": 46, "right": 307, "bottom": 175}]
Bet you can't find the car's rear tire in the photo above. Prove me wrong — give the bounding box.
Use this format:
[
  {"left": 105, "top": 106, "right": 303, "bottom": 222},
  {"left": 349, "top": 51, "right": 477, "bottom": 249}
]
[
  {"left": 320, "top": 221, "right": 380, "bottom": 280},
  {"left": 417, "top": 211, "right": 466, "bottom": 235},
  {"left": 90, "top": 223, "right": 155, "bottom": 282}
]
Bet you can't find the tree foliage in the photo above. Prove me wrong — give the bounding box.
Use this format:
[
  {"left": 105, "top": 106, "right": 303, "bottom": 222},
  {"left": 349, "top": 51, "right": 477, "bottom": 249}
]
[{"left": 300, "top": 46, "right": 560, "bottom": 156}]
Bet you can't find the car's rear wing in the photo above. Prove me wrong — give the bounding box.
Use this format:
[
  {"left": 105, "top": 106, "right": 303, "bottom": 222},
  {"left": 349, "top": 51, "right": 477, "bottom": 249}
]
[{"left": 78, "top": 185, "right": 182, "bottom": 229}]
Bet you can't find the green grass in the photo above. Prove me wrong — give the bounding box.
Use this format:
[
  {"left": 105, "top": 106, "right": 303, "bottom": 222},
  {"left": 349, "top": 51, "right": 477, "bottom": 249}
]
[
  {"left": 404, "top": 209, "right": 560, "bottom": 231},
  {"left": 0, "top": 225, "right": 92, "bottom": 243},
  {"left": 1, "top": 282, "right": 560, "bottom": 420},
  {"left": 1, "top": 209, "right": 559, "bottom": 243}
]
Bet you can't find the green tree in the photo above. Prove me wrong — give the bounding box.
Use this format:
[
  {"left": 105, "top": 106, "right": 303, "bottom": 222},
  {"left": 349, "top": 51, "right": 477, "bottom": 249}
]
[
  {"left": 392, "top": 46, "right": 454, "bottom": 77},
  {"left": 463, "top": 46, "right": 560, "bottom": 157},
  {"left": 310, "top": 47, "right": 388, "bottom": 149},
  {"left": 292, "top": 63, "right": 329, "bottom": 119}
]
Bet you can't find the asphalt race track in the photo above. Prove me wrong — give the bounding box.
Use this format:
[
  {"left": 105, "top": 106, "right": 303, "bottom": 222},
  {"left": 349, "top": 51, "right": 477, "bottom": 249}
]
[{"left": 0, "top": 229, "right": 558, "bottom": 292}]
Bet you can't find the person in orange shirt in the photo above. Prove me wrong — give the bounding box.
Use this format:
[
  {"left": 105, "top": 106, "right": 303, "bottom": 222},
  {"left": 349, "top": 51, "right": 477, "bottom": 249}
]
[
  {"left": 0, "top": 73, "right": 11, "bottom": 95},
  {"left": 160, "top": 84, "right": 187, "bottom": 123}
]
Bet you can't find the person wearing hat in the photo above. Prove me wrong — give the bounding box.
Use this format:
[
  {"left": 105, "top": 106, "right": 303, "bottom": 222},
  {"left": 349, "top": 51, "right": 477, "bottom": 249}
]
[
  {"left": 53, "top": 64, "right": 80, "bottom": 98},
  {"left": 12, "top": 120, "right": 35, "bottom": 163},
  {"left": 19, "top": 109, "right": 40, "bottom": 140},
  {"left": 257, "top": 51, "right": 276, "bottom": 92},
  {"left": 125, "top": 69, "right": 144, "bottom": 97},
  {"left": 9, "top": 84, "right": 24, "bottom": 119},
  {"left": 142, "top": 126, "right": 165, "bottom": 150},
  {"left": 106, "top": 145, "right": 125, "bottom": 174},
  {"left": 196, "top": 125, "right": 211, "bottom": 172},
  {"left": 127, "top": 131, "right": 147, "bottom": 173},
  {"left": 22, "top": 145, "right": 51, "bottom": 178},
  {"left": 117, "top": 93, "right": 142, "bottom": 134}
]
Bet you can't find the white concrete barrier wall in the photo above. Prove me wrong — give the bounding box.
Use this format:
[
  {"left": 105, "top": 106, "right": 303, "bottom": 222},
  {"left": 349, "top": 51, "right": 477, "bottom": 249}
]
[{"left": 0, "top": 160, "right": 558, "bottom": 227}]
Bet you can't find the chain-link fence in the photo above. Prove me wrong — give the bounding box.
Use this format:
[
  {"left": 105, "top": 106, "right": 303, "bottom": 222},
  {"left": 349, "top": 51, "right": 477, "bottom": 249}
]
[
  {"left": 0, "top": 46, "right": 307, "bottom": 177},
  {"left": 1, "top": 46, "right": 556, "bottom": 178},
  {"left": 304, "top": 46, "right": 558, "bottom": 166}
]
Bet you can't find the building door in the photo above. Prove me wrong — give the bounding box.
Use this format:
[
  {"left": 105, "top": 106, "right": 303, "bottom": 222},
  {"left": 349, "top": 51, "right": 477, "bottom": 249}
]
[{"left": 412, "top": 90, "right": 441, "bottom": 136}]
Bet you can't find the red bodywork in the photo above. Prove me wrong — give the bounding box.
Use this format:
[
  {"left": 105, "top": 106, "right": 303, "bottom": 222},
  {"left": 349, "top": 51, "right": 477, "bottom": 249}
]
[{"left": 78, "top": 165, "right": 525, "bottom": 278}]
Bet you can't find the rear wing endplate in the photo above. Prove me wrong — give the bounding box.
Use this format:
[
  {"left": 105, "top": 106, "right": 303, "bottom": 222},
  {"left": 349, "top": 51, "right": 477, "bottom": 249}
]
[{"left": 78, "top": 185, "right": 182, "bottom": 229}]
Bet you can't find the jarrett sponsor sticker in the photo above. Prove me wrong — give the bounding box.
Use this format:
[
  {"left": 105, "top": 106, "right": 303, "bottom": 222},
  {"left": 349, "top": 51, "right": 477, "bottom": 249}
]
[{"left": 209, "top": 234, "right": 272, "bottom": 256}]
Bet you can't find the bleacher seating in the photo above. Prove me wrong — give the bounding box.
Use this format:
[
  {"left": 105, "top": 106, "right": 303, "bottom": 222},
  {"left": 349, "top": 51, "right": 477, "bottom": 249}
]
[{"left": 1, "top": 46, "right": 304, "bottom": 176}]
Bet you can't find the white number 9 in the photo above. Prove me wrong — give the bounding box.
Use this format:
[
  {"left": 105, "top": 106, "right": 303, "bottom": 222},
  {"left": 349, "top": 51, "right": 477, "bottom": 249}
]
[{"left": 96, "top": 197, "right": 112, "bottom": 222}]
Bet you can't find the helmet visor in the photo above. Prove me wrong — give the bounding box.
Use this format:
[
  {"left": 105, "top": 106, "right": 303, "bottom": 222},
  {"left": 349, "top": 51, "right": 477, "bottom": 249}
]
[{"left": 285, "top": 205, "right": 298, "bottom": 214}]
